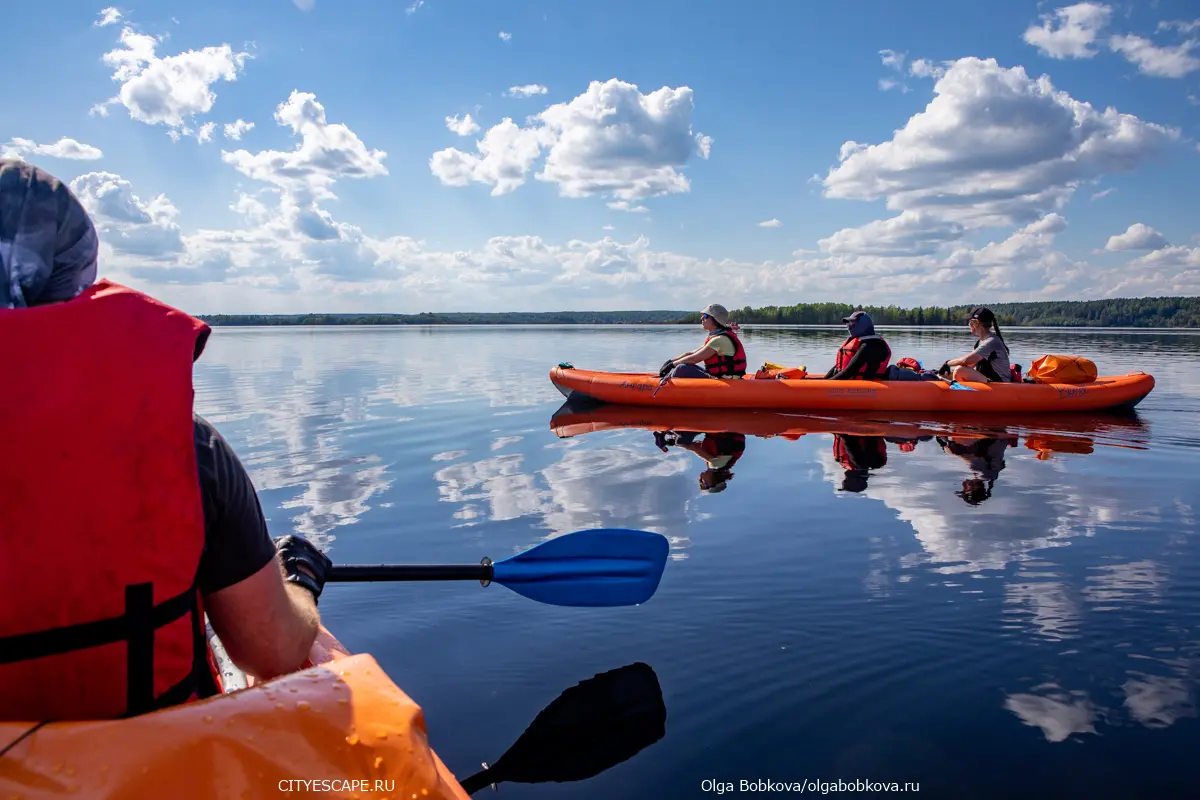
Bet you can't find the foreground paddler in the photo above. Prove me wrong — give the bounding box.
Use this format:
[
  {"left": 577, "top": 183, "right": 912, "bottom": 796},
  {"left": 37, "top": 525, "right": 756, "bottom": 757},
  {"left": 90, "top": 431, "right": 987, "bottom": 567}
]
[{"left": 0, "top": 157, "right": 333, "bottom": 719}]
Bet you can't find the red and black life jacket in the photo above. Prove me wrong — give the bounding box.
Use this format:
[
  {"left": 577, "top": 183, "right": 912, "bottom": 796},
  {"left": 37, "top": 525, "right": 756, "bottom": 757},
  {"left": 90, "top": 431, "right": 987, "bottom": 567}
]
[
  {"left": 834, "top": 435, "right": 888, "bottom": 470},
  {"left": 834, "top": 335, "right": 891, "bottom": 378},
  {"left": 0, "top": 280, "right": 211, "bottom": 721},
  {"left": 703, "top": 329, "right": 747, "bottom": 378},
  {"left": 699, "top": 432, "right": 746, "bottom": 468}
]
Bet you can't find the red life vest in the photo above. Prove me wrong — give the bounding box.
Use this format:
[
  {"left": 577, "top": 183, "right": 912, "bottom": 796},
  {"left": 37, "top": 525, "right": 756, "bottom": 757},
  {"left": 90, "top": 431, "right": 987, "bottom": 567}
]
[
  {"left": 0, "top": 280, "right": 211, "bottom": 721},
  {"left": 702, "top": 329, "right": 747, "bottom": 378},
  {"left": 699, "top": 432, "right": 746, "bottom": 467},
  {"left": 834, "top": 335, "right": 891, "bottom": 378},
  {"left": 833, "top": 435, "right": 888, "bottom": 470}
]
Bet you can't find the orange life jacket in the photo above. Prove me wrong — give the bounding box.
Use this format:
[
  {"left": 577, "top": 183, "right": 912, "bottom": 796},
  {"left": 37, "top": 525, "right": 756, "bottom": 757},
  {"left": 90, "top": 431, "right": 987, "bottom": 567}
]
[
  {"left": 833, "top": 435, "right": 888, "bottom": 470},
  {"left": 834, "top": 335, "right": 891, "bottom": 378},
  {"left": 0, "top": 280, "right": 211, "bottom": 721},
  {"left": 703, "top": 329, "right": 747, "bottom": 377}
]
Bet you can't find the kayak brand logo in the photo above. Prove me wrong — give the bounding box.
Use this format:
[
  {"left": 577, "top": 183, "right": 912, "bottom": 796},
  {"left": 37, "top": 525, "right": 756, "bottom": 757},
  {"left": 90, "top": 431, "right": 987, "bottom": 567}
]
[
  {"left": 1058, "top": 387, "right": 1088, "bottom": 399},
  {"left": 826, "top": 386, "right": 877, "bottom": 396},
  {"left": 621, "top": 381, "right": 654, "bottom": 392}
]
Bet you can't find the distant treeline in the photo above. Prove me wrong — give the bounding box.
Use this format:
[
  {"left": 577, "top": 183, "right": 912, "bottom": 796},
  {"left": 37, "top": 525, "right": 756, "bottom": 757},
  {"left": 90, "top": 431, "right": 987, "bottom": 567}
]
[
  {"left": 199, "top": 297, "right": 1200, "bottom": 327},
  {"left": 198, "top": 310, "right": 689, "bottom": 326},
  {"left": 684, "top": 297, "right": 1200, "bottom": 328}
]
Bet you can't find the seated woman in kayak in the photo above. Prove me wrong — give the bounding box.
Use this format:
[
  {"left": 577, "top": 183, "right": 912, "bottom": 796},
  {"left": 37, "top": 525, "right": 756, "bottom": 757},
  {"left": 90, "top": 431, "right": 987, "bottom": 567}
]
[
  {"left": 660, "top": 303, "right": 747, "bottom": 379},
  {"left": 824, "top": 310, "right": 891, "bottom": 380},
  {"left": 945, "top": 306, "right": 1013, "bottom": 383}
]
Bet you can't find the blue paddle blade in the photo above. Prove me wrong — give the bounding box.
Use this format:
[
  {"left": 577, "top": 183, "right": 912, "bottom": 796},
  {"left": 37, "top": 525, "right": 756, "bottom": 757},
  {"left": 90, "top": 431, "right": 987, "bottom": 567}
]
[{"left": 490, "top": 528, "right": 670, "bottom": 607}]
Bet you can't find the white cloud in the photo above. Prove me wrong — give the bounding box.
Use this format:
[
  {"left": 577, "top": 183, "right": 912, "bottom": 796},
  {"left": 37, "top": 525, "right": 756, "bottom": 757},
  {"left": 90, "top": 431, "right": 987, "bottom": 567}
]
[
  {"left": 1190, "top": 94, "right": 1200, "bottom": 106},
  {"left": 99, "top": 25, "right": 251, "bottom": 128},
  {"left": 909, "top": 58, "right": 948, "bottom": 79},
  {"left": 1091, "top": 187, "right": 1116, "bottom": 200},
  {"left": 223, "top": 119, "right": 255, "bottom": 140},
  {"left": 1128, "top": 245, "right": 1200, "bottom": 268},
  {"left": 70, "top": 171, "right": 185, "bottom": 260},
  {"left": 293, "top": 0, "right": 315, "bottom": 10},
  {"left": 878, "top": 78, "right": 911, "bottom": 93},
  {"left": 879, "top": 49, "right": 906, "bottom": 71},
  {"left": 1157, "top": 19, "right": 1200, "bottom": 35},
  {"left": 405, "top": 0, "right": 424, "bottom": 15},
  {"left": 602, "top": 224, "right": 615, "bottom": 231},
  {"left": 819, "top": 211, "right": 965, "bottom": 256},
  {"left": 444, "top": 113, "right": 481, "bottom": 136},
  {"left": 821, "top": 57, "right": 1179, "bottom": 230},
  {"left": 1108, "top": 34, "right": 1200, "bottom": 78},
  {"left": 607, "top": 201, "right": 648, "bottom": 213},
  {"left": 221, "top": 90, "right": 387, "bottom": 205},
  {"left": 95, "top": 7, "right": 122, "bottom": 27},
  {"left": 431, "top": 78, "right": 711, "bottom": 207},
  {"left": 1023, "top": 3, "right": 1113, "bottom": 59},
  {"left": 429, "top": 118, "right": 550, "bottom": 196},
  {"left": 506, "top": 83, "right": 548, "bottom": 98},
  {"left": 757, "top": 218, "right": 782, "bottom": 228},
  {"left": 196, "top": 121, "right": 216, "bottom": 144},
  {"left": 2, "top": 137, "right": 103, "bottom": 160},
  {"left": 1104, "top": 222, "right": 1168, "bottom": 251},
  {"left": 499, "top": 31, "right": 512, "bottom": 42}
]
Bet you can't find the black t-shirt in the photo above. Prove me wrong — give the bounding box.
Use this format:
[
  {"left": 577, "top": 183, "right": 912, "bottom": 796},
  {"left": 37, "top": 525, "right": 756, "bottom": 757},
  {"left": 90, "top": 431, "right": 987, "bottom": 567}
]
[{"left": 193, "top": 414, "right": 277, "bottom": 593}]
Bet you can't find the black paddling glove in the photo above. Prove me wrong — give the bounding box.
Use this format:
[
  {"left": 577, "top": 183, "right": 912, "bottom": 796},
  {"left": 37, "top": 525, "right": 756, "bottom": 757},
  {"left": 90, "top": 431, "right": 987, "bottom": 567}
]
[
  {"left": 274, "top": 534, "right": 333, "bottom": 604},
  {"left": 659, "top": 359, "right": 675, "bottom": 377}
]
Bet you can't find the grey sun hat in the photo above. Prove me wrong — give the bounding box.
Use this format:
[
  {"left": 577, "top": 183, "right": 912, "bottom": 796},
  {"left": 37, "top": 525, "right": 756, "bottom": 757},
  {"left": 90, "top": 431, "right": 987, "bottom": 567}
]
[{"left": 700, "top": 303, "right": 731, "bottom": 327}]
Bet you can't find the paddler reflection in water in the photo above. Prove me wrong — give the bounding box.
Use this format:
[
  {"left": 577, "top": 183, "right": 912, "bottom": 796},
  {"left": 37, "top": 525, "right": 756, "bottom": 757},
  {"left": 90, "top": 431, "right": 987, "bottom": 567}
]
[
  {"left": 0, "top": 159, "right": 332, "bottom": 721},
  {"left": 654, "top": 430, "right": 745, "bottom": 493},
  {"left": 832, "top": 434, "right": 888, "bottom": 492},
  {"left": 936, "top": 434, "right": 1016, "bottom": 505}
]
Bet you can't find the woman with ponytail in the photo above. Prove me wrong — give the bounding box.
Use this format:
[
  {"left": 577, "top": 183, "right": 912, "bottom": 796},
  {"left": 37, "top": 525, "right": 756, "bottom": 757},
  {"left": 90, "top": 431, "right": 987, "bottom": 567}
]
[{"left": 945, "top": 306, "right": 1013, "bottom": 383}]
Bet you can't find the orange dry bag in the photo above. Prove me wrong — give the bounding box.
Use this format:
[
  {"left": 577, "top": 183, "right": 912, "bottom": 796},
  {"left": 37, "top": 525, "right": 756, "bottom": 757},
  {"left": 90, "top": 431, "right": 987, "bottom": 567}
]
[{"left": 1026, "top": 354, "right": 1098, "bottom": 385}]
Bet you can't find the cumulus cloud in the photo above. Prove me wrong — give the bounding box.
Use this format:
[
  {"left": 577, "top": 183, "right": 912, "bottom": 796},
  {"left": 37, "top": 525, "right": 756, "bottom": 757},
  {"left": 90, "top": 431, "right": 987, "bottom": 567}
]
[
  {"left": 196, "top": 121, "right": 216, "bottom": 144},
  {"left": 757, "top": 218, "right": 782, "bottom": 228},
  {"left": 1128, "top": 246, "right": 1200, "bottom": 268},
  {"left": 1105, "top": 223, "right": 1168, "bottom": 251},
  {"left": 95, "top": 7, "right": 122, "bottom": 27},
  {"left": 221, "top": 90, "right": 387, "bottom": 204},
  {"left": 1108, "top": 35, "right": 1200, "bottom": 78},
  {"left": 223, "top": 119, "right": 255, "bottom": 140},
  {"left": 1023, "top": 3, "right": 1113, "bottom": 59},
  {"left": 444, "top": 113, "right": 481, "bottom": 136},
  {"left": 909, "top": 58, "right": 948, "bottom": 79},
  {"left": 98, "top": 25, "right": 250, "bottom": 129},
  {"left": 499, "top": 31, "right": 512, "bottom": 42},
  {"left": 70, "top": 171, "right": 185, "bottom": 259},
  {"left": 2, "top": 137, "right": 103, "bottom": 160},
  {"left": 821, "top": 57, "right": 1179, "bottom": 230},
  {"left": 819, "top": 211, "right": 966, "bottom": 256},
  {"left": 431, "top": 78, "right": 711, "bottom": 207},
  {"left": 506, "top": 83, "right": 548, "bottom": 98}
]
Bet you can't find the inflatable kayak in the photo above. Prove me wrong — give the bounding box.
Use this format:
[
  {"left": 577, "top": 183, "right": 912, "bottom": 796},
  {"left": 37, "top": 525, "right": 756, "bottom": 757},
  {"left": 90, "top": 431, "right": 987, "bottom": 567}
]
[
  {"left": 549, "top": 366, "right": 1155, "bottom": 413},
  {"left": 0, "top": 622, "right": 469, "bottom": 800},
  {"left": 548, "top": 402, "right": 1151, "bottom": 454}
]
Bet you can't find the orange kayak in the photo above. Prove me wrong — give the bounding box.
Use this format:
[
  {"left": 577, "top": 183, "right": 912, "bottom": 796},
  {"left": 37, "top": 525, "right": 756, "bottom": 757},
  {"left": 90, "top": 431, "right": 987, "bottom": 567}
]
[
  {"left": 0, "top": 622, "right": 469, "bottom": 800},
  {"left": 549, "top": 366, "right": 1155, "bottom": 413}
]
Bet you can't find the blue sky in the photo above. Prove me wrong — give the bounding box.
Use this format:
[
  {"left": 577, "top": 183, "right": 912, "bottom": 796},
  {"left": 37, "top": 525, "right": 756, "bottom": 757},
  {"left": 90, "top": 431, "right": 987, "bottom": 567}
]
[{"left": 3, "top": 0, "right": 1199, "bottom": 312}]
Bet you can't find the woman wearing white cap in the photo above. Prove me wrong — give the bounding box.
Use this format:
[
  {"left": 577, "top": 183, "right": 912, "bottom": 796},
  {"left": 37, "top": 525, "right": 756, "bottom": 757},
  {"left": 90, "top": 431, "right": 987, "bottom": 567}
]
[{"left": 659, "top": 303, "right": 748, "bottom": 380}]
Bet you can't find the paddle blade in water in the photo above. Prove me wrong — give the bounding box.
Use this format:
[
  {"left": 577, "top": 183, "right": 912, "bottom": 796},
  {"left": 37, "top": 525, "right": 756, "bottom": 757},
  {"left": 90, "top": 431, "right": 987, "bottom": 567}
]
[
  {"left": 458, "top": 662, "right": 666, "bottom": 794},
  {"left": 490, "top": 528, "right": 669, "bottom": 607}
]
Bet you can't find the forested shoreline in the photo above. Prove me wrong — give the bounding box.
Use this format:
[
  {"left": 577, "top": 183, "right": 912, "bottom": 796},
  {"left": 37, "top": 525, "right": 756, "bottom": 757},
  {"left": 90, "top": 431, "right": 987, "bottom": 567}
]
[{"left": 199, "top": 297, "right": 1200, "bottom": 327}]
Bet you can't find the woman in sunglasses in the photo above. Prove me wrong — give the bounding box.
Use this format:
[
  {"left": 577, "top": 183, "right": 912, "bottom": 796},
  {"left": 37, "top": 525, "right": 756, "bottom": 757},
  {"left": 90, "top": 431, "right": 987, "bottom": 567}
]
[{"left": 659, "top": 303, "right": 748, "bottom": 379}]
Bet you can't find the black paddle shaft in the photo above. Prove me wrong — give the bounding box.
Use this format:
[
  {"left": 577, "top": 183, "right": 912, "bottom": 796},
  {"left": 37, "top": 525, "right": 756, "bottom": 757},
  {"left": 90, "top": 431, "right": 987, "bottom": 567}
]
[{"left": 328, "top": 563, "right": 494, "bottom": 582}]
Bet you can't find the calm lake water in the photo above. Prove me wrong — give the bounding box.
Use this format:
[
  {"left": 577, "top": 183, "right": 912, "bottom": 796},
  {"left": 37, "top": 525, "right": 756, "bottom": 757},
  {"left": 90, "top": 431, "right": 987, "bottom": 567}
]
[{"left": 194, "top": 324, "right": 1200, "bottom": 799}]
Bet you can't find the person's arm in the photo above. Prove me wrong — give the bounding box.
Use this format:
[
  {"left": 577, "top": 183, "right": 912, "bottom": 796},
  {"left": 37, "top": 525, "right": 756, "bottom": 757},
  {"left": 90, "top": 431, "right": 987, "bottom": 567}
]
[
  {"left": 193, "top": 415, "right": 323, "bottom": 680},
  {"left": 673, "top": 345, "right": 717, "bottom": 366},
  {"left": 947, "top": 342, "right": 987, "bottom": 368}
]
